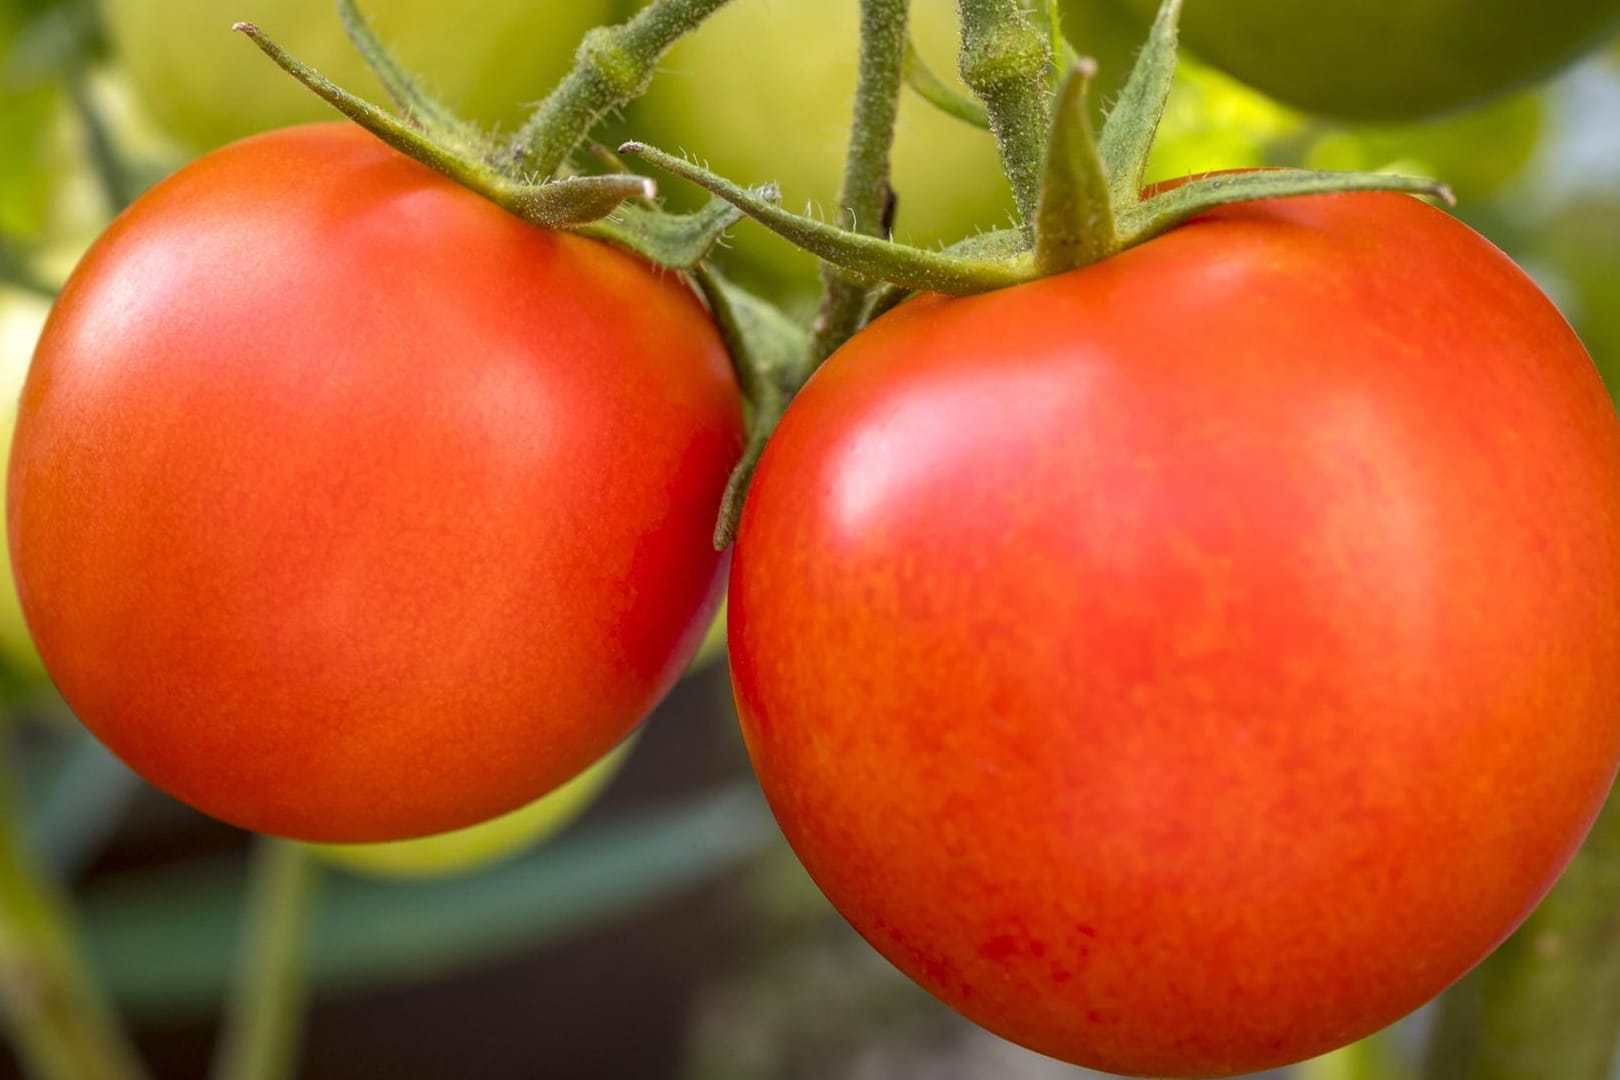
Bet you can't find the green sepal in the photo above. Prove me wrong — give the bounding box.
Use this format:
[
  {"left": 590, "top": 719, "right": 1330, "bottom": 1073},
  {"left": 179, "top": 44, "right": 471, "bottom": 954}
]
[
  {"left": 1097, "top": 0, "right": 1181, "bottom": 207},
  {"left": 335, "top": 0, "right": 481, "bottom": 154},
  {"left": 579, "top": 196, "right": 749, "bottom": 271},
  {"left": 498, "top": 175, "right": 659, "bottom": 229},
  {"left": 235, "top": 24, "right": 657, "bottom": 232},
  {"left": 622, "top": 142, "right": 1035, "bottom": 296},
  {"left": 1033, "top": 61, "right": 1117, "bottom": 276},
  {"left": 692, "top": 267, "right": 813, "bottom": 548},
  {"left": 1120, "top": 168, "right": 1456, "bottom": 248},
  {"left": 864, "top": 227, "right": 1031, "bottom": 320}
]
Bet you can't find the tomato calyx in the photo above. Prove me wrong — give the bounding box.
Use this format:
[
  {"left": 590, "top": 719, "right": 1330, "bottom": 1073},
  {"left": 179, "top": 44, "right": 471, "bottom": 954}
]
[
  {"left": 628, "top": 0, "right": 1453, "bottom": 297},
  {"left": 692, "top": 268, "right": 813, "bottom": 548},
  {"left": 235, "top": 0, "right": 747, "bottom": 272},
  {"left": 236, "top": 0, "right": 811, "bottom": 550}
]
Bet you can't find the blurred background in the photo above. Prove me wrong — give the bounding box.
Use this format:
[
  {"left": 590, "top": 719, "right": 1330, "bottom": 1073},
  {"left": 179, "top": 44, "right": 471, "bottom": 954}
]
[{"left": 1, "top": 1, "right": 1617, "bottom": 1078}]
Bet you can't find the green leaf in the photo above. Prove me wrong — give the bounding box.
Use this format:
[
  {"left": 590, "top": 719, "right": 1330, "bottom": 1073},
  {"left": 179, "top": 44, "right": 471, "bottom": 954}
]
[{"left": 83, "top": 785, "right": 777, "bottom": 1018}]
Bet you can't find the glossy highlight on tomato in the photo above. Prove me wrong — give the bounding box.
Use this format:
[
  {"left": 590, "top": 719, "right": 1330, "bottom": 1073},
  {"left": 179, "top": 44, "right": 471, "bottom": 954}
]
[
  {"left": 9, "top": 123, "right": 743, "bottom": 843},
  {"left": 728, "top": 190, "right": 1620, "bottom": 1076}
]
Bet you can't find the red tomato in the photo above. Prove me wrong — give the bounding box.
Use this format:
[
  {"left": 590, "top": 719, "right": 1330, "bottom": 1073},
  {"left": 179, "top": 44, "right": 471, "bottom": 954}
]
[
  {"left": 10, "top": 124, "right": 743, "bottom": 843},
  {"left": 728, "top": 191, "right": 1620, "bottom": 1076}
]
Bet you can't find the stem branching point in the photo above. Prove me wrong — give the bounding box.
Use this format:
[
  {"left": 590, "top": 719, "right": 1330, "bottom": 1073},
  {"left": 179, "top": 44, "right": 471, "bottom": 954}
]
[
  {"left": 956, "top": 0, "right": 1054, "bottom": 238},
  {"left": 502, "top": 0, "right": 735, "bottom": 181}
]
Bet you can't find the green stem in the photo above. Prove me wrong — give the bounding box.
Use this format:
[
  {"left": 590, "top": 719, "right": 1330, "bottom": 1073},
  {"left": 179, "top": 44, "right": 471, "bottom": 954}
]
[
  {"left": 504, "top": 0, "right": 735, "bottom": 181},
  {"left": 210, "top": 841, "right": 319, "bottom": 1080},
  {"left": 955, "top": 0, "right": 1053, "bottom": 239},
  {"left": 810, "top": 0, "right": 911, "bottom": 365},
  {"left": 1422, "top": 788, "right": 1620, "bottom": 1080},
  {"left": 903, "top": 37, "right": 990, "bottom": 130},
  {"left": 0, "top": 739, "right": 145, "bottom": 1080}
]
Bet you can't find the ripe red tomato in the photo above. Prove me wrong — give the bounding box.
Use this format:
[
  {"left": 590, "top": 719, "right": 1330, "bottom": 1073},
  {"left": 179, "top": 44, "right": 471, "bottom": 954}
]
[
  {"left": 9, "top": 123, "right": 743, "bottom": 843},
  {"left": 728, "top": 191, "right": 1620, "bottom": 1076}
]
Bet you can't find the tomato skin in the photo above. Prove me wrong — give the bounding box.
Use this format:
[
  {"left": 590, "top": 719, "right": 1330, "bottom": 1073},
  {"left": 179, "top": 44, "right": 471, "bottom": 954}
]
[
  {"left": 1111, "top": 0, "right": 1620, "bottom": 121},
  {"left": 9, "top": 123, "right": 743, "bottom": 843},
  {"left": 729, "top": 192, "right": 1620, "bottom": 1076}
]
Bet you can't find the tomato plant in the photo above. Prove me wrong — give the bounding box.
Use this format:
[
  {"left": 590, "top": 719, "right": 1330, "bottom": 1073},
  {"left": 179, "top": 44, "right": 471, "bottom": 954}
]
[
  {"left": 728, "top": 189, "right": 1620, "bottom": 1077},
  {"left": 628, "top": 0, "right": 1025, "bottom": 302},
  {"left": 1108, "top": 0, "right": 1620, "bottom": 120},
  {"left": 101, "top": 0, "right": 623, "bottom": 150},
  {"left": 307, "top": 738, "right": 635, "bottom": 879},
  {"left": 8, "top": 123, "right": 743, "bottom": 843}
]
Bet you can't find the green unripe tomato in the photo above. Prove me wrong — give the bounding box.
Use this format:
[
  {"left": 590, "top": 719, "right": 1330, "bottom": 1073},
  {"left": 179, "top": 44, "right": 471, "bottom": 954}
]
[
  {"left": 1109, "top": 0, "right": 1620, "bottom": 121},
  {"left": 307, "top": 739, "right": 635, "bottom": 879},
  {"left": 100, "top": 0, "right": 622, "bottom": 150}
]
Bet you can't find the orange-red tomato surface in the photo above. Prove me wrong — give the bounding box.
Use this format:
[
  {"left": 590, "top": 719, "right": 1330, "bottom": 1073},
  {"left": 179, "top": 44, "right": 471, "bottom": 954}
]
[
  {"left": 10, "top": 124, "right": 743, "bottom": 842},
  {"left": 729, "top": 191, "right": 1620, "bottom": 1076}
]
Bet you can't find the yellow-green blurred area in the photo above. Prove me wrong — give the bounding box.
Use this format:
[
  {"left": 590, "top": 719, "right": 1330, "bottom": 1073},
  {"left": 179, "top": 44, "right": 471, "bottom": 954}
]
[{"left": 0, "top": 2, "right": 1617, "bottom": 1079}]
